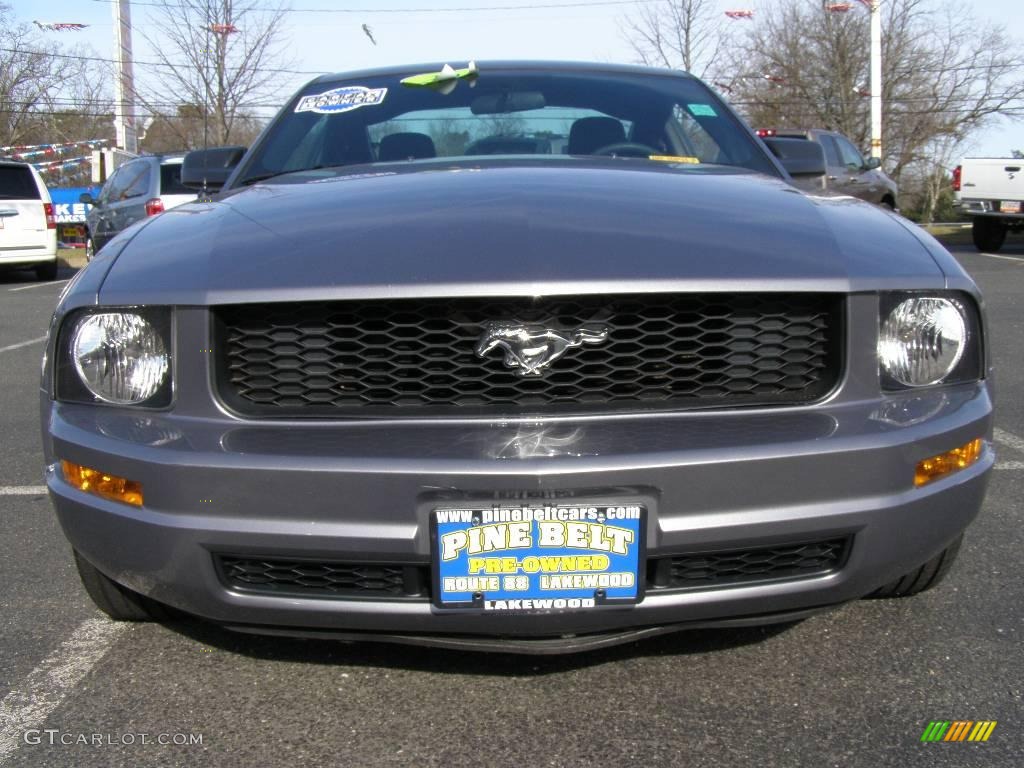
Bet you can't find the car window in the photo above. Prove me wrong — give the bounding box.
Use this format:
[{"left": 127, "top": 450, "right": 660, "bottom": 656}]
[
  {"left": 237, "top": 68, "right": 780, "bottom": 184},
  {"left": 159, "top": 163, "right": 190, "bottom": 194},
  {"left": 819, "top": 135, "right": 842, "bottom": 167},
  {"left": 121, "top": 163, "right": 151, "bottom": 200},
  {"left": 99, "top": 166, "right": 129, "bottom": 204},
  {"left": 0, "top": 165, "right": 41, "bottom": 200},
  {"left": 834, "top": 135, "right": 865, "bottom": 170}
]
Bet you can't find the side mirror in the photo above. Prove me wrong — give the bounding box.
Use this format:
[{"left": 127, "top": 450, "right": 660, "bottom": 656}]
[
  {"left": 864, "top": 156, "right": 882, "bottom": 170},
  {"left": 181, "top": 146, "right": 247, "bottom": 191},
  {"left": 763, "top": 137, "right": 827, "bottom": 178},
  {"left": 79, "top": 192, "right": 97, "bottom": 206}
]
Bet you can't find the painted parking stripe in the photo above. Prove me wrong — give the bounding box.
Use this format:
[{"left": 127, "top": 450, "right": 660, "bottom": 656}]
[
  {"left": 993, "top": 427, "right": 1024, "bottom": 455},
  {"left": 995, "top": 461, "right": 1024, "bottom": 471},
  {"left": 978, "top": 252, "right": 1024, "bottom": 262},
  {"left": 7, "top": 280, "right": 68, "bottom": 292},
  {"left": 0, "top": 486, "right": 47, "bottom": 496},
  {"left": 0, "top": 336, "right": 46, "bottom": 354},
  {"left": 0, "top": 619, "right": 129, "bottom": 763}
]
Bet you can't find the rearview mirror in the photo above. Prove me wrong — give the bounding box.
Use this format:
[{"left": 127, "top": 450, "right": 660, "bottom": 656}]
[
  {"left": 181, "top": 146, "right": 247, "bottom": 191},
  {"left": 470, "top": 91, "right": 546, "bottom": 115},
  {"left": 79, "top": 192, "right": 97, "bottom": 206},
  {"left": 763, "top": 137, "right": 827, "bottom": 178},
  {"left": 864, "top": 156, "right": 882, "bottom": 170}
]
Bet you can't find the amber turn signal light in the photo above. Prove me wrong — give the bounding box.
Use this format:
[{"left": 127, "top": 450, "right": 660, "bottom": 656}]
[
  {"left": 61, "top": 460, "right": 143, "bottom": 506},
  {"left": 914, "top": 439, "right": 983, "bottom": 487}
]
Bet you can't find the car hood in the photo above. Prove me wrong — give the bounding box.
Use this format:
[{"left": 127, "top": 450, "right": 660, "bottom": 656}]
[{"left": 97, "top": 161, "right": 944, "bottom": 305}]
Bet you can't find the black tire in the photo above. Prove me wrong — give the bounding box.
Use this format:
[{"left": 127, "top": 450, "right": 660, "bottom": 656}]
[
  {"left": 972, "top": 218, "right": 1007, "bottom": 253},
  {"left": 880, "top": 196, "right": 896, "bottom": 211},
  {"left": 868, "top": 534, "right": 963, "bottom": 599},
  {"left": 74, "top": 550, "right": 170, "bottom": 621},
  {"left": 35, "top": 259, "right": 58, "bottom": 281},
  {"left": 85, "top": 236, "right": 95, "bottom": 262}
]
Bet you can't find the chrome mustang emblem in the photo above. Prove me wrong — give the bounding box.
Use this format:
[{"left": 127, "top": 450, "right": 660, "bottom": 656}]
[{"left": 474, "top": 321, "right": 609, "bottom": 376}]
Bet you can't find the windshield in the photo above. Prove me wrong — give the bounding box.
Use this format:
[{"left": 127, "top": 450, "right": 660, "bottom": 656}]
[{"left": 234, "top": 66, "right": 779, "bottom": 185}]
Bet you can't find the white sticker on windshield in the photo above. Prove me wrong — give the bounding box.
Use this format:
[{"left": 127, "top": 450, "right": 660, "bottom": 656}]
[{"left": 294, "top": 86, "right": 388, "bottom": 115}]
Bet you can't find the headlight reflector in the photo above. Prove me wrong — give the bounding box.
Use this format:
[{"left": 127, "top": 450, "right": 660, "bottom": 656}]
[
  {"left": 71, "top": 312, "right": 169, "bottom": 404},
  {"left": 879, "top": 298, "right": 966, "bottom": 387}
]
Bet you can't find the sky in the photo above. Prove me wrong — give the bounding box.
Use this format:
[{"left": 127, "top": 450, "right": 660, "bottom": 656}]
[{"left": 12, "top": 0, "right": 1024, "bottom": 158}]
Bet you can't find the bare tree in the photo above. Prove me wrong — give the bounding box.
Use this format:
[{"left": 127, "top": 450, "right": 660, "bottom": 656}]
[
  {"left": 0, "top": 3, "right": 99, "bottom": 147},
  {"left": 719, "top": 0, "right": 1024, "bottom": 186},
  {"left": 621, "top": 0, "right": 726, "bottom": 78},
  {"left": 133, "top": 0, "right": 292, "bottom": 149}
]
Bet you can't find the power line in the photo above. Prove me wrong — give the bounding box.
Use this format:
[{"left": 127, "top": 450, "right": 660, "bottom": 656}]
[
  {"left": 0, "top": 46, "right": 327, "bottom": 76},
  {"left": 86, "top": 0, "right": 658, "bottom": 13}
]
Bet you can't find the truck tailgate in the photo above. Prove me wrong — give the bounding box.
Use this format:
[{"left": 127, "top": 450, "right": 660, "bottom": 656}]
[{"left": 961, "top": 158, "right": 1024, "bottom": 204}]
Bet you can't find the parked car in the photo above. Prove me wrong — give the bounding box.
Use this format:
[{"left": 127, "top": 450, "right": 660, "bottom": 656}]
[
  {"left": 0, "top": 160, "right": 58, "bottom": 280},
  {"left": 81, "top": 154, "right": 195, "bottom": 259},
  {"left": 953, "top": 158, "right": 1023, "bottom": 252},
  {"left": 42, "top": 62, "right": 992, "bottom": 654},
  {"left": 759, "top": 128, "right": 899, "bottom": 209}
]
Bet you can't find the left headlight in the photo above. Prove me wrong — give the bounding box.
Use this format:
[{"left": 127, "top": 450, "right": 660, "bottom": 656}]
[
  {"left": 878, "top": 294, "right": 981, "bottom": 389},
  {"left": 57, "top": 309, "right": 172, "bottom": 407}
]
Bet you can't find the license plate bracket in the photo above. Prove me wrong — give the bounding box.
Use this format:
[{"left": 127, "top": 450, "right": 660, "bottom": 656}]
[
  {"left": 431, "top": 504, "right": 646, "bottom": 612},
  {"left": 1000, "top": 200, "right": 1021, "bottom": 214}
]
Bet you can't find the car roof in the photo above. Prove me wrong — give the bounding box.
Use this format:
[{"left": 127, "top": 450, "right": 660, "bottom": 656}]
[
  {"left": 307, "top": 60, "right": 697, "bottom": 87},
  {"left": 0, "top": 159, "right": 32, "bottom": 168}
]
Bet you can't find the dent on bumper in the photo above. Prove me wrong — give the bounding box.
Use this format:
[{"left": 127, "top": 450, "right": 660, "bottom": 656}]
[{"left": 44, "top": 383, "right": 993, "bottom": 638}]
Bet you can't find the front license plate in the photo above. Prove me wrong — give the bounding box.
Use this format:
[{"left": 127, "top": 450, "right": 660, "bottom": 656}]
[
  {"left": 1000, "top": 200, "right": 1021, "bottom": 213},
  {"left": 431, "top": 504, "right": 645, "bottom": 612}
]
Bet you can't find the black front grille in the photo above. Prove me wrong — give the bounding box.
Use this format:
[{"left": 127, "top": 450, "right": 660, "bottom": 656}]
[
  {"left": 648, "top": 538, "right": 850, "bottom": 592},
  {"left": 217, "top": 556, "right": 427, "bottom": 600},
  {"left": 214, "top": 294, "right": 841, "bottom": 416},
  {"left": 217, "top": 538, "right": 850, "bottom": 602}
]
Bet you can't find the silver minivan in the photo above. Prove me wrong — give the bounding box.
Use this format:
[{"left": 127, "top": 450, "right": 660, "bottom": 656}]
[
  {"left": 0, "top": 161, "right": 58, "bottom": 280},
  {"left": 82, "top": 154, "right": 195, "bottom": 259}
]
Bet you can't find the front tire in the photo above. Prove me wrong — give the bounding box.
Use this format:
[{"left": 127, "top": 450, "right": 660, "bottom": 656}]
[
  {"left": 74, "top": 550, "right": 170, "bottom": 622},
  {"left": 972, "top": 218, "right": 1007, "bottom": 253},
  {"left": 868, "top": 535, "right": 963, "bottom": 599}
]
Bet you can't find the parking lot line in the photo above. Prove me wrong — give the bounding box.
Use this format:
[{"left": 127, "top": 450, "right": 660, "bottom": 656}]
[
  {"left": 993, "top": 427, "right": 1024, "bottom": 455},
  {"left": 978, "top": 252, "right": 1024, "bottom": 263},
  {"left": 0, "top": 486, "right": 47, "bottom": 495},
  {"left": 7, "top": 280, "right": 68, "bottom": 292},
  {"left": 995, "top": 461, "right": 1024, "bottom": 470},
  {"left": 0, "top": 336, "right": 46, "bottom": 355},
  {"left": 0, "top": 618, "right": 129, "bottom": 763}
]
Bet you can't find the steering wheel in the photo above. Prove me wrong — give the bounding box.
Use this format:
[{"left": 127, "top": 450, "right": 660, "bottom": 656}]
[{"left": 592, "top": 142, "right": 659, "bottom": 158}]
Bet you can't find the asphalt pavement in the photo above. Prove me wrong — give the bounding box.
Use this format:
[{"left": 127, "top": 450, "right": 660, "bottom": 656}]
[{"left": 0, "top": 244, "right": 1021, "bottom": 767}]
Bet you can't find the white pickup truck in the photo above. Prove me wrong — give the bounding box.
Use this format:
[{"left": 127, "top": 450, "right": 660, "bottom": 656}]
[{"left": 954, "top": 157, "right": 1023, "bottom": 252}]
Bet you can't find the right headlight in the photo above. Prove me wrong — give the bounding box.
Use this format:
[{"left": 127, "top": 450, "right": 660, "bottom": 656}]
[
  {"left": 878, "top": 294, "right": 982, "bottom": 389},
  {"left": 56, "top": 308, "right": 173, "bottom": 407}
]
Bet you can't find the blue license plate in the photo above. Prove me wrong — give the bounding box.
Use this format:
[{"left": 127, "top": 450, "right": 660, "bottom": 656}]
[{"left": 431, "top": 504, "right": 646, "bottom": 612}]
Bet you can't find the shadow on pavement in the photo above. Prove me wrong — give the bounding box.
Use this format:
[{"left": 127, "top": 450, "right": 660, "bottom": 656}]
[{"left": 153, "top": 612, "right": 810, "bottom": 675}]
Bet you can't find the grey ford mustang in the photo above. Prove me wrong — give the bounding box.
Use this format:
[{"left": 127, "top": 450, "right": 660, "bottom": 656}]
[{"left": 40, "top": 62, "right": 993, "bottom": 653}]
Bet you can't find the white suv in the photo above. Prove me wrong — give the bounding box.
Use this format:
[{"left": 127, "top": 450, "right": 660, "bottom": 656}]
[{"left": 0, "top": 161, "right": 58, "bottom": 280}]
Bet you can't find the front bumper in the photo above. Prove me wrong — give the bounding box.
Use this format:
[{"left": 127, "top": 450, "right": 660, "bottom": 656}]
[{"left": 43, "top": 379, "right": 994, "bottom": 648}]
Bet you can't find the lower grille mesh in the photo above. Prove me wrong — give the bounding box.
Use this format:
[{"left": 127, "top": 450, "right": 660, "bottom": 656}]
[
  {"left": 217, "top": 537, "right": 849, "bottom": 601},
  {"left": 217, "top": 557, "right": 426, "bottom": 600},
  {"left": 648, "top": 538, "right": 849, "bottom": 591}
]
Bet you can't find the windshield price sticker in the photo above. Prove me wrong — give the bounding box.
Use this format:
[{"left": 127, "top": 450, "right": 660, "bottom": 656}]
[{"left": 432, "top": 505, "right": 645, "bottom": 612}]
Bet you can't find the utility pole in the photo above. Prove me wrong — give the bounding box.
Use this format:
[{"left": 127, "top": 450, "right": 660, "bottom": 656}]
[
  {"left": 112, "top": 0, "right": 138, "bottom": 154},
  {"left": 869, "top": 0, "right": 882, "bottom": 159}
]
